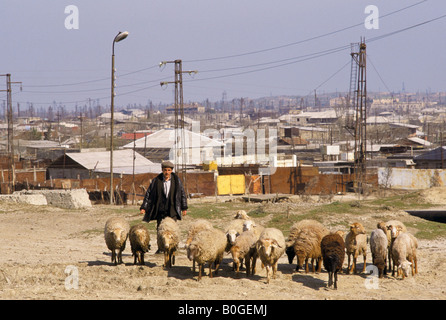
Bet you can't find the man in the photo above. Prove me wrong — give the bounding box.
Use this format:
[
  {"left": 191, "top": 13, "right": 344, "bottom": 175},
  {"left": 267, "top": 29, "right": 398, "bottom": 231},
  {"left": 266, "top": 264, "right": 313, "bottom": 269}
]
[{"left": 140, "top": 161, "right": 187, "bottom": 230}]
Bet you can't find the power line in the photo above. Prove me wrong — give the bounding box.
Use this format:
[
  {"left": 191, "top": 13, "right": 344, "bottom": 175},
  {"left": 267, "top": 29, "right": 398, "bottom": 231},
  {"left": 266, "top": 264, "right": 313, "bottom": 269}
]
[{"left": 185, "top": 0, "right": 428, "bottom": 63}]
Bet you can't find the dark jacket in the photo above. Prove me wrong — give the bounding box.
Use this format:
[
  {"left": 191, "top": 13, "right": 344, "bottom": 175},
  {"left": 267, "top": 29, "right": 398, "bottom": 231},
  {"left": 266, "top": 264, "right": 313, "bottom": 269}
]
[{"left": 140, "top": 172, "right": 187, "bottom": 222}]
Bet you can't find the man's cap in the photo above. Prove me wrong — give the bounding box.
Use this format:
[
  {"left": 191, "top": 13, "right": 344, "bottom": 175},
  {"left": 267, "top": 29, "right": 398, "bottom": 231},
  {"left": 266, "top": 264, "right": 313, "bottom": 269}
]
[{"left": 161, "top": 160, "right": 175, "bottom": 169}]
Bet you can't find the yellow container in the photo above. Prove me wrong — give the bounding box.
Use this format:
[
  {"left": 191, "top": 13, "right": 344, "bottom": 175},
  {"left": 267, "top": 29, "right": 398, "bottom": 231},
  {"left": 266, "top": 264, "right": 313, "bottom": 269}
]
[{"left": 217, "top": 174, "right": 245, "bottom": 195}]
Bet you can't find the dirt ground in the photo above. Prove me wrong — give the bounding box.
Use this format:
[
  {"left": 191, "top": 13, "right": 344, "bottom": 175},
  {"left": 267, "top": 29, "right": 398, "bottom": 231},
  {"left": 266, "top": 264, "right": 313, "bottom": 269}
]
[{"left": 0, "top": 191, "right": 445, "bottom": 301}]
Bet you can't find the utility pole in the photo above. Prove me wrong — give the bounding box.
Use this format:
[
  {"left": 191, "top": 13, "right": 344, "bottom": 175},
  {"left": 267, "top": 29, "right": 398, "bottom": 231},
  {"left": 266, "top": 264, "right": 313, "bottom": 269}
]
[
  {"left": 160, "top": 60, "right": 197, "bottom": 196},
  {"left": 347, "top": 38, "right": 368, "bottom": 196},
  {"left": 0, "top": 74, "right": 22, "bottom": 193}
]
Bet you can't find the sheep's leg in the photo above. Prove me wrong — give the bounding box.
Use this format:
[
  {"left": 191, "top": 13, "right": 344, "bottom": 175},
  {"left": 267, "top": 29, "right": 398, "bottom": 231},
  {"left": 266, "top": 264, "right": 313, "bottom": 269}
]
[
  {"left": 334, "top": 271, "right": 338, "bottom": 290},
  {"left": 362, "top": 253, "right": 367, "bottom": 273},
  {"left": 351, "top": 255, "right": 357, "bottom": 274},
  {"left": 327, "top": 271, "right": 333, "bottom": 288},
  {"left": 266, "top": 265, "right": 271, "bottom": 284},
  {"left": 118, "top": 249, "right": 123, "bottom": 264},
  {"left": 140, "top": 252, "right": 145, "bottom": 265},
  {"left": 198, "top": 264, "right": 203, "bottom": 281},
  {"left": 273, "top": 262, "right": 278, "bottom": 279},
  {"left": 347, "top": 254, "right": 351, "bottom": 274},
  {"left": 251, "top": 256, "right": 257, "bottom": 276},
  {"left": 311, "top": 258, "right": 316, "bottom": 273},
  {"left": 316, "top": 258, "right": 322, "bottom": 273},
  {"left": 245, "top": 257, "right": 251, "bottom": 277},
  {"left": 305, "top": 258, "right": 309, "bottom": 273}
]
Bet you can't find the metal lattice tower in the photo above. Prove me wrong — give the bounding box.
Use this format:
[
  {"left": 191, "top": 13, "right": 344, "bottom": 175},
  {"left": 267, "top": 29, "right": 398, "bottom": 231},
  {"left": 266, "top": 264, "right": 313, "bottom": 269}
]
[{"left": 346, "top": 38, "right": 368, "bottom": 194}]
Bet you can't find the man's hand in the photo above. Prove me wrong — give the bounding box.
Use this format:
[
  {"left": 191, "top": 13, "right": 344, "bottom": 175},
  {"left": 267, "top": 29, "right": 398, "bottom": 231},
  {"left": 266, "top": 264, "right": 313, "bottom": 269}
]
[
  {"left": 140, "top": 209, "right": 145, "bottom": 215},
  {"left": 182, "top": 210, "right": 187, "bottom": 216}
]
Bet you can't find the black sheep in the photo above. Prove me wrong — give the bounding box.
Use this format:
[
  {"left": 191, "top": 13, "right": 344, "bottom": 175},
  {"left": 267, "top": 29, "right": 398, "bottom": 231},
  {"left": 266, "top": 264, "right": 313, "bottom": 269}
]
[{"left": 321, "top": 232, "right": 346, "bottom": 290}]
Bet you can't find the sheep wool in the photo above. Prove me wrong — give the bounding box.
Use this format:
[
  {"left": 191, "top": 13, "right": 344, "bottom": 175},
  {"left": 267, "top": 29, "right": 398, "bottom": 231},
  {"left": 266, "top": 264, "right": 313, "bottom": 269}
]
[
  {"left": 391, "top": 232, "right": 418, "bottom": 279},
  {"left": 129, "top": 224, "right": 151, "bottom": 265},
  {"left": 370, "top": 228, "right": 388, "bottom": 278},
  {"left": 321, "top": 232, "right": 345, "bottom": 290},
  {"left": 256, "top": 228, "right": 286, "bottom": 284},
  {"left": 157, "top": 217, "right": 180, "bottom": 268},
  {"left": 230, "top": 230, "right": 259, "bottom": 277},
  {"left": 185, "top": 219, "right": 214, "bottom": 272},
  {"left": 289, "top": 220, "right": 328, "bottom": 273},
  {"left": 187, "top": 228, "right": 227, "bottom": 281},
  {"left": 104, "top": 217, "right": 130, "bottom": 265},
  {"left": 345, "top": 222, "right": 368, "bottom": 274}
]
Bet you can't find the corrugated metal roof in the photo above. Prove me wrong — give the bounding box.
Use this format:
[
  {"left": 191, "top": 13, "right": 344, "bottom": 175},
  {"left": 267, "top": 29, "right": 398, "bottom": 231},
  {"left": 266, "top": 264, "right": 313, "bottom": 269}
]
[
  {"left": 122, "top": 128, "right": 224, "bottom": 149},
  {"left": 415, "top": 147, "right": 446, "bottom": 161},
  {"left": 66, "top": 149, "right": 155, "bottom": 171}
]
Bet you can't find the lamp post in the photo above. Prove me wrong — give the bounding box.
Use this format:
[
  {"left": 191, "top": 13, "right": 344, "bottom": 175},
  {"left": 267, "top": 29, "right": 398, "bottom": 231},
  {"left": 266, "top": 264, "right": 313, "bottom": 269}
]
[{"left": 110, "top": 31, "right": 128, "bottom": 204}]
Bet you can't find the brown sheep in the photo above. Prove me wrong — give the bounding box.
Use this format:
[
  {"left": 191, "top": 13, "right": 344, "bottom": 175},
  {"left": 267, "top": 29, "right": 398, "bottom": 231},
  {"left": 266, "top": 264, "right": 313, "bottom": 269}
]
[
  {"left": 289, "top": 220, "right": 329, "bottom": 273},
  {"left": 230, "top": 230, "right": 258, "bottom": 277},
  {"left": 345, "top": 222, "right": 367, "bottom": 274},
  {"left": 129, "top": 224, "right": 151, "bottom": 265},
  {"left": 321, "top": 232, "right": 346, "bottom": 290}
]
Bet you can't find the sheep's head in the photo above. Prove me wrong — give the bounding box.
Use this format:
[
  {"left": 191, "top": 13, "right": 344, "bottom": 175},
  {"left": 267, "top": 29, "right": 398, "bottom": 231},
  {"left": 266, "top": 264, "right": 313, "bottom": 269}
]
[
  {"left": 187, "top": 243, "right": 200, "bottom": 261},
  {"left": 226, "top": 230, "right": 239, "bottom": 245},
  {"left": 349, "top": 222, "right": 366, "bottom": 236},
  {"left": 285, "top": 239, "right": 296, "bottom": 264},
  {"left": 294, "top": 248, "right": 306, "bottom": 270},
  {"left": 398, "top": 261, "right": 412, "bottom": 278},
  {"left": 387, "top": 225, "right": 404, "bottom": 239},
  {"left": 111, "top": 228, "right": 126, "bottom": 247},
  {"left": 234, "top": 210, "right": 249, "bottom": 219},
  {"left": 162, "top": 232, "right": 176, "bottom": 248},
  {"left": 257, "top": 238, "right": 282, "bottom": 258},
  {"left": 242, "top": 220, "right": 255, "bottom": 232}
]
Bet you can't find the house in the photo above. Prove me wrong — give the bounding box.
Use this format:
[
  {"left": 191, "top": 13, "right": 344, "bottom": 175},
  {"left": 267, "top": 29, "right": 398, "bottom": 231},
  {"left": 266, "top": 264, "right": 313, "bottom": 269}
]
[
  {"left": 121, "top": 128, "right": 224, "bottom": 165},
  {"left": 414, "top": 147, "right": 446, "bottom": 169},
  {"left": 46, "top": 149, "right": 160, "bottom": 179}
]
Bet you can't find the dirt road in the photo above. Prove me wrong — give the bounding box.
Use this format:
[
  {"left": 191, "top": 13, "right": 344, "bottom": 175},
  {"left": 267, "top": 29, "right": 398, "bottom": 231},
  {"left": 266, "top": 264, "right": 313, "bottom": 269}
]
[{"left": 0, "top": 195, "right": 445, "bottom": 301}]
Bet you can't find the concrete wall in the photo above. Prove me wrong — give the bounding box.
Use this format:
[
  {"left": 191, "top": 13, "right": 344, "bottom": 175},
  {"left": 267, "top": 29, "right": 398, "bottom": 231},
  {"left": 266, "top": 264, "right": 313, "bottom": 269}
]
[{"left": 378, "top": 167, "right": 446, "bottom": 190}]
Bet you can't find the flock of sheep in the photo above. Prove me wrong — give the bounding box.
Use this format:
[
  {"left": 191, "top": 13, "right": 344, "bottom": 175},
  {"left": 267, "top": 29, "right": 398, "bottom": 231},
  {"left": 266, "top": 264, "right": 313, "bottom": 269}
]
[{"left": 103, "top": 210, "right": 418, "bottom": 289}]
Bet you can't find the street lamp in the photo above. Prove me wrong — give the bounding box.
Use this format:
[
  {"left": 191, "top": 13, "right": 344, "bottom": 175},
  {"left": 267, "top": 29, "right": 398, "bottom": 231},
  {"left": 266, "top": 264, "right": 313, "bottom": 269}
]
[{"left": 110, "top": 31, "right": 129, "bottom": 205}]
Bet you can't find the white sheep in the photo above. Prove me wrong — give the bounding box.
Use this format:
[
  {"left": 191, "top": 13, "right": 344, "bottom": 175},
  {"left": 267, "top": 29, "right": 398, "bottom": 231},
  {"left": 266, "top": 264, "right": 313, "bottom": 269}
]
[
  {"left": 391, "top": 232, "right": 418, "bottom": 279},
  {"left": 370, "top": 228, "right": 388, "bottom": 278},
  {"left": 230, "top": 230, "right": 258, "bottom": 277},
  {"left": 234, "top": 210, "right": 251, "bottom": 220},
  {"left": 379, "top": 220, "right": 407, "bottom": 271},
  {"left": 104, "top": 217, "right": 130, "bottom": 265},
  {"left": 345, "top": 222, "right": 368, "bottom": 274},
  {"left": 157, "top": 217, "right": 180, "bottom": 268},
  {"left": 129, "top": 224, "right": 151, "bottom": 265},
  {"left": 256, "top": 228, "right": 286, "bottom": 284},
  {"left": 187, "top": 228, "right": 227, "bottom": 281},
  {"left": 242, "top": 220, "right": 264, "bottom": 238},
  {"left": 185, "top": 219, "right": 214, "bottom": 272}
]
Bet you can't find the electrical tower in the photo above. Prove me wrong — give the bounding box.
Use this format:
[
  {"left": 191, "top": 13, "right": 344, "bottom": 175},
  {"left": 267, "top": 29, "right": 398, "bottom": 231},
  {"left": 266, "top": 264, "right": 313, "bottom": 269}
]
[
  {"left": 160, "top": 60, "right": 197, "bottom": 196},
  {"left": 0, "top": 74, "right": 22, "bottom": 193},
  {"left": 346, "top": 38, "right": 368, "bottom": 195}
]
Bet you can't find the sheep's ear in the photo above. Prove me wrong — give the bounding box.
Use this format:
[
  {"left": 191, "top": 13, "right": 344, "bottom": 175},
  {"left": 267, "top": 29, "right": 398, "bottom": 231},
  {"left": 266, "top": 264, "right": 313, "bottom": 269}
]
[{"left": 272, "top": 239, "right": 282, "bottom": 248}]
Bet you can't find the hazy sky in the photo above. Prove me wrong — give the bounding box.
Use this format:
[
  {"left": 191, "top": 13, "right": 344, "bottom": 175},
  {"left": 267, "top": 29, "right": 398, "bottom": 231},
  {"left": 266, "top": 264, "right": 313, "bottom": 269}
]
[{"left": 1, "top": 0, "right": 445, "bottom": 110}]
